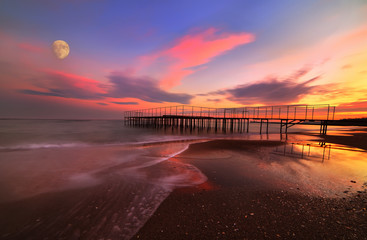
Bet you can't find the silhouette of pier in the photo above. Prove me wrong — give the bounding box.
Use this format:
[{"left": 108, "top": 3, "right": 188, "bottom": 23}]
[{"left": 124, "top": 104, "right": 336, "bottom": 135}]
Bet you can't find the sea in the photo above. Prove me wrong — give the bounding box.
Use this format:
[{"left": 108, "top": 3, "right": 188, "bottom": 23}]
[{"left": 0, "top": 119, "right": 366, "bottom": 239}]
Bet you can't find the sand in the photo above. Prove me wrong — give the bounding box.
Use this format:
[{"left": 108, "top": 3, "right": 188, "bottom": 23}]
[{"left": 132, "top": 139, "right": 367, "bottom": 239}]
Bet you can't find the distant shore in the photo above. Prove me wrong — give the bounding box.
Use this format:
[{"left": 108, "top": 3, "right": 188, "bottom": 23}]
[{"left": 304, "top": 127, "right": 367, "bottom": 151}]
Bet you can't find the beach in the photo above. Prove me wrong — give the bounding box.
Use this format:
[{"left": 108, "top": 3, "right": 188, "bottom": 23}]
[
  {"left": 133, "top": 138, "right": 367, "bottom": 239},
  {"left": 0, "top": 121, "right": 367, "bottom": 239}
]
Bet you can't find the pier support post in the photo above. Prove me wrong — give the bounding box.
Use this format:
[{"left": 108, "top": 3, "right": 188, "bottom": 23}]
[{"left": 260, "top": 119, "right": 262, "bottom": 134}]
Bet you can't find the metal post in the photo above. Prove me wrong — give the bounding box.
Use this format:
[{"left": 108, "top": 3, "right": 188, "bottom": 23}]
[
  {"left": 305, "top": 105, "right": 308, "bottom": 120},
  {"left": 294, "top": 106, "right": 297, "bottom": 119},
  {"left": 260, "top": 119, "right": 262, "bottom": 134},
  {"left": 320, "top": 121, "right": 323, "bottom": 135},
  {"left": 271, "top": 106, "right": 273, "bottom": 119}
]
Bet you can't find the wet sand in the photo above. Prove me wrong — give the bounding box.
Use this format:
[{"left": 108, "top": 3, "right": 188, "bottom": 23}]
[
  {"left": 133, "top": 140, "right": 367, "bottom": 239},
  {"left": 317, "top": 127, "right": 367, "bottom": 151}
]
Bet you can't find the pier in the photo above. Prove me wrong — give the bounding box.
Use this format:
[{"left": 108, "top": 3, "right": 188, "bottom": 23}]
[{"left": 124, "top": 104, "right": 336, "bottom": 135}]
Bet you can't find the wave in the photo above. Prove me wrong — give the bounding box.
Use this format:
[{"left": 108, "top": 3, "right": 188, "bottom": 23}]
[
  {"left": 0, "top": 143, "right": 90, "bottom": 151},
  {"left": 0, "top": 137, "right": 208, "bottom": 151}
]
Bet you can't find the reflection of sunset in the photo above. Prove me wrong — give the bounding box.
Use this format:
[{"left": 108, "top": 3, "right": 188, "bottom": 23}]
[
  {"left": 170, "top": 138, "right": 367, "bottom": 197},
  {"left": 267, "top": 143, "right": 367, "bottom": 196}
]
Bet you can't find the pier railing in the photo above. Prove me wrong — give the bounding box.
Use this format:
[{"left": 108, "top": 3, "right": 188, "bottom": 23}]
[{"left": 124, "top": 104, "right": 335, "bottom": 121}]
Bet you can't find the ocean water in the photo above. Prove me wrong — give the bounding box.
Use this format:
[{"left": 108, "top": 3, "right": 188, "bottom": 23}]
[
  {"left": 0, "top": 119, "right": 363, "bottom": 201},
  {"left": 0, "top": 119, "right": 366, "bottom": 239}
]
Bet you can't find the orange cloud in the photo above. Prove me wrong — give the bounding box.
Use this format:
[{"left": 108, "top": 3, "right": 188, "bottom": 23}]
[
  {"left": 337, "top": 101, "right": 367, "bottom": 112},
  {"left": 141, "top": 28, "right": 255, "bottom": 88}
]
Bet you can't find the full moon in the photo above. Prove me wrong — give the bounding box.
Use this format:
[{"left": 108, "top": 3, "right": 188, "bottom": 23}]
[{"left": 52, "top": 40, "right": 70, "bottom": 59}]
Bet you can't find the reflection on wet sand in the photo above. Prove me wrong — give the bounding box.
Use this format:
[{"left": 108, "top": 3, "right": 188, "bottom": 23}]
[
  {"left": 273, "top": 142, "right": 332, "bottom": 161},
  {"left": 133, "top": 130, "right": 367, "bottom": 240},
  {"left": 171, "top": 139, "right": 367, "bottom": 198}
]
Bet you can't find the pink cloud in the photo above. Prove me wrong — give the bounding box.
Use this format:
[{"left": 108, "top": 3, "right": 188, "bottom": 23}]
[
  {"left": 17, "top": 43, "right": 44, "bottom": 53},
  {"left": 141, "top": 28, "right": 255, "bottom": 88},
  {"left": 18, "top": 69, "right": 107, "bottom": 100},
  {"left": 42, "top": 69, "right": 107, "bottom": 95}
]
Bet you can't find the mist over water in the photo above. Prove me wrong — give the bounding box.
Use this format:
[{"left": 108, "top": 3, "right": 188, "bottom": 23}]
[{"left": 0, "top": 120, "right": 209, "bottom": 238}]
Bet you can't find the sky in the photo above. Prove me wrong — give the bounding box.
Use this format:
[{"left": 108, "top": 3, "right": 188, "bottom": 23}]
[{"left": 0, "top": 0, "right": 367, "bottom": 119}]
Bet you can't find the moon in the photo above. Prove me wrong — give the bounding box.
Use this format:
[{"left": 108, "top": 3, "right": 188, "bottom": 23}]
[{"left": 52, "top": 40, "right": 70, "bottom": 59}]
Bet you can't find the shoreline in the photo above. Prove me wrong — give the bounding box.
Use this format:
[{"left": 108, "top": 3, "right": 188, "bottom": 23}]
[
  {"left": 133, "top": 138, "right": 367, "bottom": 239},
  {"left": 295, "top": 127, "right": 367, "bottom": 151}
]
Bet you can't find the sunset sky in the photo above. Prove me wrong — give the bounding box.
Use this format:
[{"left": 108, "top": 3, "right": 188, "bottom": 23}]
[{"left": 1, "top": 0, "right": 367, "bottom": 119}]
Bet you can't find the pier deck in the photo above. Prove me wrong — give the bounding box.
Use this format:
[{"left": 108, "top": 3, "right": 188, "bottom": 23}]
[{"left": 124, "top": 104, "right": 336, "bottom": 135}]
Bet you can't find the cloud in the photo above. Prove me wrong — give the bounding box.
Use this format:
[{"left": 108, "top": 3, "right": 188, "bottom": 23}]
[
  {"left": 341, "top": 64, "right": 352, "bottom": 69},
  {"left": 17, "top": 43, "right": 44, "bottom": 53},
  {"left": 111, "top": 101, "right": 139, "bottom": 105},
  {"left": 19, "top": 70, "right": 193, "bottom": 104},
  {"left": 226, "top": 77, "right": 319, "bottom": 105},
  {"left": 206, "top": 98, "right": 222, "bottom": 103},
  {"left": 204, "top": 68, "right": 323, "bottom": 105},
  {"left": 337, "top": 101, "right": 367, "bottom": 112},
  {"left": 141, "top": 28, "right": 255, "bottom": 88},
  {"left": 18, "top": 89, "right": 64, "bottom": 97},
  {"left": 107, "top": 72, "right": 193, "bottom": 104},
  {"left": 19, "top": 70, "right": 106, "bottom": 100},
  {"left": 97, "top": 102, "right": 108, "bottom": 106}
]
